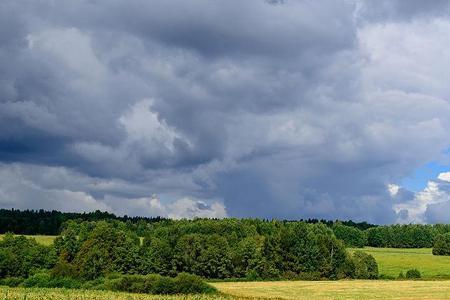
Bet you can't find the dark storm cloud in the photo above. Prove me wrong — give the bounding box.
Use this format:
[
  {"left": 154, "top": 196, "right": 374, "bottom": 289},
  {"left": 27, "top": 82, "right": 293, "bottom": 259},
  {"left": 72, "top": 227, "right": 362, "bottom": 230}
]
[{"left": 1, "top": 1, "right": 450, "bottom": 222}]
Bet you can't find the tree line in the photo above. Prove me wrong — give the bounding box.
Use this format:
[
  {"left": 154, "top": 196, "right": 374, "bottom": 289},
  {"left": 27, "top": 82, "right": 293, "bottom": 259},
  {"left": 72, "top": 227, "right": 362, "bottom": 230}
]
[
  {"left": 0, "top": 209, "right": 375, "bottom": 236},
  {"left": 0, "top": 209, "right": 166, "bottom": 235},
  {"left": 325, "top": 223, "right": 450, "bottom": 249},
  {"left": 5, "top": 208, "right": 450, "bottom": 249}
]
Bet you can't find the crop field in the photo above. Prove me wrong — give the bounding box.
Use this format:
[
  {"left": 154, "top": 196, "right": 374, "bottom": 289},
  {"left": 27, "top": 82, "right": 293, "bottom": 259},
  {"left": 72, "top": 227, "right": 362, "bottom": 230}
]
[
  {"left": 0, "top": 234, "right": 57, "bottom": 246},
  {"left": 212, "top": 280, "right": 450, "bottom": 300},
  {"left": 349, "top": 247, "right": 450, "bottom": 279},
  {"left": 0, "top": 287, "right": 241, "bottom": 300}
]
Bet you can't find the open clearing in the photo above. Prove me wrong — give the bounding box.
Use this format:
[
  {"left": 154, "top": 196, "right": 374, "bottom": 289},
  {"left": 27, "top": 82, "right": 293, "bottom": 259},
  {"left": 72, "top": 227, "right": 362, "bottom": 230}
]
[
  {"left": 212, "top": 280, "right": 450, "bottom": 300},
  {"left": 349, "top": 247, "right": 450, "bottom": 278},
  {"left": 0, "top": 234, "right": 57, "bottom": 246}
]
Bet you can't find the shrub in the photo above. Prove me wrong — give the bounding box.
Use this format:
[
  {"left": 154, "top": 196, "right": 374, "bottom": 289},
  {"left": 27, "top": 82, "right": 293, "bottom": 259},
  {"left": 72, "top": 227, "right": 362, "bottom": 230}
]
[
  {"left": 174, "top": 273, "right": 216, "bottom": 294},
  {"left": 105, "top": 273, "right": 215, "bottom": 294},
  {"left": 398, "top": 271, "right": 405, "bottom": 279},
  {"left": 151, "top": 276, "right": 176, "bottom": 294},
  {"left": 0, "top": 277, "right": 24, "bottom": 287},
  {"left": 405, "top": 269, "right": 421, "bottom": 279},
  {"left": 352, "top": 251, "right": 378, "bottom": 279},
  {"left": 21, "top": 271, "right": 82, "bottom": 288},
  {"left": 433, "top": 233, "right": 450, "bottom": 256}
]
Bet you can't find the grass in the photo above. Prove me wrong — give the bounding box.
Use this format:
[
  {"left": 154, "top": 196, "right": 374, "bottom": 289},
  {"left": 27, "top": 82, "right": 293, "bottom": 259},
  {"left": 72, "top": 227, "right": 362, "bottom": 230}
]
[
  {"left": 0, "top": 234, "right": 57, "bottom": 246},
  {"left": 212, "top": 280, "right": 450, "bottom": 300},
  {"left": 0, "top": 287, "right": 243, "bottom": 300},
  {"left": 349, "top": 247, "right": 450, "bottom": 279}
]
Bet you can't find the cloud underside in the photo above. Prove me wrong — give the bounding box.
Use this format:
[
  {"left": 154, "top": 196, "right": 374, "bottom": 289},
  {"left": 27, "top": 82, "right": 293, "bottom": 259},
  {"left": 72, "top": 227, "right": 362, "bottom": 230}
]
[{"left": 1, "top": 1, "right": 450, "bottom": 222}]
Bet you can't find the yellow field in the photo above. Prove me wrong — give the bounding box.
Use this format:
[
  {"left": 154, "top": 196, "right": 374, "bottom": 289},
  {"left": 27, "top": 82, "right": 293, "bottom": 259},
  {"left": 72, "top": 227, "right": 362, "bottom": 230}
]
[
  {"left": 3, "top": 281, "right": 450, "bottom": 300},
  {"left": 212, "top": 280, "right": 450, "bottom": 300},
  {"left": 349, "top": 247, "right": 450, "bottom": 278},
  {"left": 0, "top": 234, "right": 57, "bottom": 246},
  {"left": 0, "top": 287, "right": 240, "bottom": 300}
]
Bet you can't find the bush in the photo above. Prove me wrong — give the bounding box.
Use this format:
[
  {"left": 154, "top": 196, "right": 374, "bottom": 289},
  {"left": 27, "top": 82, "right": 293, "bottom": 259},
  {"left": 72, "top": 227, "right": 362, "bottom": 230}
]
[
  {"left": 174, "top": 273, "right": 216, "bottom": 294},
  {"left": 405, "top": 269, "right": 421, "bottom": 279},
  {"left": 433, "top": 233, "right": 450, "bottom": 256},
  {"left": 352, "top": 251, "right": 378, "bottom": 279},
  {"left": 106, "top": 273, "right": 215, "bottom": 294},
  {"left": 21, "top": 271, "right": 81, "bottom": 288},
  {"left": 398, "top": 271, "right": 405, "bottom": 279},
  {"left": 0, "top": 277, "right": 24, "bottom": 287}
]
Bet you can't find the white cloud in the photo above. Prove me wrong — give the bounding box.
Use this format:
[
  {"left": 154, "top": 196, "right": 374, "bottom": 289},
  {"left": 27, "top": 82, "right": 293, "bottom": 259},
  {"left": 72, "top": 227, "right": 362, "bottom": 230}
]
[
  {"left": 392, "top": 176, "right": 450, "bottom": 223},
  {"left": 167, "top": 197, "right": 227, "bottom": 219},
  {"left": 119, "top": 99, "right": 191, "bottom": 153},
  {"left": 388, "top": 184, "right": 399, "bottom": 197},
  {"left": 438, "top": 172, "right": 450, "bottom": 182}
]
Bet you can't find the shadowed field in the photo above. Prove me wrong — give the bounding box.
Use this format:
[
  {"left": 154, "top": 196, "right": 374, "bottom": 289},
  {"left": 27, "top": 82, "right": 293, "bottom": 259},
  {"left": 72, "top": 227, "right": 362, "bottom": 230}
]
[{"left": 212, "top": 280, "right": 450, "bottom": 300}]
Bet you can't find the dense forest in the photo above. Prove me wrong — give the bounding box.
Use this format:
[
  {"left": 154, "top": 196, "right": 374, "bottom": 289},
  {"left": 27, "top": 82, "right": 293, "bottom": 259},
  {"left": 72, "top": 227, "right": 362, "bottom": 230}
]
[{"left": 0, "top": 218, "right": 379, "bottom": 290}]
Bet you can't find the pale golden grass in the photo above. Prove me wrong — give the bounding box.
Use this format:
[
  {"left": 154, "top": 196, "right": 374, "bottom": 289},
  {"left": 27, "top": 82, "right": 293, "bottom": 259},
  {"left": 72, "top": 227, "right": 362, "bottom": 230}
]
[{"left": 212, "top": 280, "right": 450, "bottom": 300}]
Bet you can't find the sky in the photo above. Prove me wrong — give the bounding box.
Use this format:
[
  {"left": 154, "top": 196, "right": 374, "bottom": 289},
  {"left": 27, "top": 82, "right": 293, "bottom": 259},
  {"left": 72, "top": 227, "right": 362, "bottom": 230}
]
[{"left": 2, "top": 0, "right": 450, "bottom": 224}]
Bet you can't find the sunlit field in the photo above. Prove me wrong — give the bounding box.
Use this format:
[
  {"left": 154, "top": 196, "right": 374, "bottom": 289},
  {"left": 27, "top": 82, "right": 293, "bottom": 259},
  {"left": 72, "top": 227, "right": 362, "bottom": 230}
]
[
  {"left": 212, "top": 280, "right": 450, "bottom": 300},
  {"left": 349, "top": 247, "right": 450, "bottom": 279},
  {"left": 0, "top": 234, "right": 57, "bottom": 246}
]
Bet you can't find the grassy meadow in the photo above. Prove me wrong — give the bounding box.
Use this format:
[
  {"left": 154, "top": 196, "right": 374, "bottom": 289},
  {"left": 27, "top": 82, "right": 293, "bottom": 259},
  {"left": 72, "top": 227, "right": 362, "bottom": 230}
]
[
  {"left": 212, "top": 280, "right": 450, "bottom": 300},
  {"left": 349, "top": 247, "right": 450, "bottom": 279}
]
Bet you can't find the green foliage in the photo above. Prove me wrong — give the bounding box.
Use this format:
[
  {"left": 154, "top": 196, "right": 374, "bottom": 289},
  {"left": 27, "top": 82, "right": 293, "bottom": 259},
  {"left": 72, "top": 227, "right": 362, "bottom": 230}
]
[
  {"left": 366, "top": 225, "right": 435, "bottom": 248},
  {"left": 352, "top": 251, "right": 378, "bottom": 279},
  {"left": 405, "top": 268, "right": 421, "bottom": 279},
  {"left": 332, "top": 224, "right": 367, "bottom": 248},
  {"left": 22, "top": 271, "right": 81, "bottom": 288},
  {"left": 0, "top": 233, "right": 56, "bottom": 278},
  {"left": 102, "top": 273, "right": 215, "bottom": 294},
  {"left": 0, "top": 277, "right": 24, "bottom": 287},
  {"left": 0, "top": 219, "right": 380, "bottom": 282},
  {"left": 70, "top": 221, "right": 141, "bottom": 280},
  {"left": 141, "top": 237, "right": 173, "bottom": 275},
  {"left": 432, "top": 233, "right": 450, "bottom": 256}
]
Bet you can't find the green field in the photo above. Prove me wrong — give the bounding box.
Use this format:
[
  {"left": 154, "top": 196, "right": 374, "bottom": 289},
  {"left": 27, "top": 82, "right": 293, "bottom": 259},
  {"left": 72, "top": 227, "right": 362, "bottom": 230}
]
[
  {"left": 212, "top": 280, "right": 450, "bottom": 300},
  {"left": 0, "top": 234, "right": 57, "bottom": 246},
  {"left": 349, "top": 247, "right": 450, "bottom": 279}
]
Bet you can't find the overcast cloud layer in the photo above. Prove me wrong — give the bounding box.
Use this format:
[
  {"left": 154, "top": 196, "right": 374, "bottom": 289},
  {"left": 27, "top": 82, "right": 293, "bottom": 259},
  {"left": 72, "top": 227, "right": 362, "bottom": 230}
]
[{"left": 2, "top": 0, "right": 450, "bottom": 223}]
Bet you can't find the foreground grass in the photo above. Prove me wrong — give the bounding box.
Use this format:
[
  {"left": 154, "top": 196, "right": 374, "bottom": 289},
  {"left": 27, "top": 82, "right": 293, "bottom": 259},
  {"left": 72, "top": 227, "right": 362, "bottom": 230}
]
[
  {"left": 349, "top": 247, "right": 450, "bottom": 279},
  {"left": 0, "top": 287, "right": 244, "bottom": 300},
  {"left": 212, "top": 280, "right": 450, "bottom": 300},
  {"left": 0, "top": 234, "right": 57, "bottom": 246}
]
